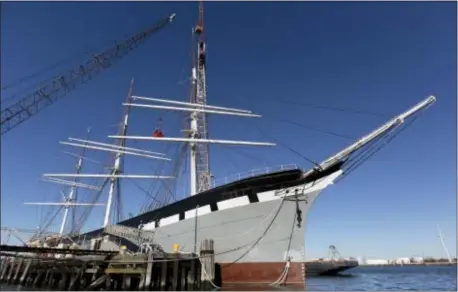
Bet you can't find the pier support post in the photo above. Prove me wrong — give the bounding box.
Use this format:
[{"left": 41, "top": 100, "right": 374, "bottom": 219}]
[
  {"left": 58, "top": 270, "right": 69, "bottom": 290},
  {"left": 199, "top": 239, "right": 215, "bottom": 290},
  {"left": 122, "top": 274, "right": 132, "bottom": 290},
  {"left": 19, "top": 259, "right": 32, "bottom": 285},
  {"left": 32, "top": 269, "right": 44, "bottom": 287},
  {"left": 139, "top": 250, "right": 153, "bottom": 290},
  {"left": 12, "top": 258, "right": 23, "bottom": 284},
  {"left": 188, "top": 255, "right": 196, "bottom": 290},
  {"left": 180, "top": 260, "right": 187, "bottom": 290},
  {"left": 47, "top": 268, "right": 56, "bottom": 289},
  {"left": 42, "top": 269, "right": 51, "bottom": 289},
  {"left": 172, "top": 253, "right": 179, "bottom": 291},
  {"left": 160, "top": 254, "right": 168, "bottom": 291},
  {"left": 0, "top": 257, "right": 9, "bottom": 281},
  {"left": 6, "top": 257, "right": 16, "bottom": 283},
  {"left": 0, "top": 257, "right": 5, "bottom": 279}
]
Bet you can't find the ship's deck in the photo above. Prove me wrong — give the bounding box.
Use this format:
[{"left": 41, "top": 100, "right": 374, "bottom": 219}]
[
  {"left": 74, "top": 161, "right": 343, "bottom": 242},
  {"left": 211, "top": 164, "right": 300, "bottom": 188}
]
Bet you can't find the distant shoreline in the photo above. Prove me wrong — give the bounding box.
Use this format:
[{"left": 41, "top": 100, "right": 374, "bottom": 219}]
[{"left": 359, "top": 262, "right": 457, "bottom": 267}]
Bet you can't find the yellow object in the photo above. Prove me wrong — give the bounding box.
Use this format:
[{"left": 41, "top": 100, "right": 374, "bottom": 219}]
[
  {"left": 121, "top": 245, "right": 127, "bottom": 250},
  {"left": 173, "top": 243, "right": 180, "bottom": 252}
]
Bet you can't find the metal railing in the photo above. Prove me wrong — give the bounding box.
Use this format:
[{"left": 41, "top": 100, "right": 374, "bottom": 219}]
[{"left": 211, "top": 164, "right": 299, "bottom": 188}]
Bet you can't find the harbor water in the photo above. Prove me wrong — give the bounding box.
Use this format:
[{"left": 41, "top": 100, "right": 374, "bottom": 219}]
[
  {"left": 1, "top": 265, "right": 456, "bottom": 291},
  {"left": 307, "top": 265, "right": 457, "bottom": 291}
]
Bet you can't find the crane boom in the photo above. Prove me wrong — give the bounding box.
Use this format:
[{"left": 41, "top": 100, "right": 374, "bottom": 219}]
[{"left": 1, "top": 13, "right": 176, "bottom": 136}]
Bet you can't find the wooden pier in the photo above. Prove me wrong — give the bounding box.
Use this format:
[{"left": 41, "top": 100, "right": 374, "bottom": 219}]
[{"left": 0, "top": 239, "right": 217, "bottom": 291}]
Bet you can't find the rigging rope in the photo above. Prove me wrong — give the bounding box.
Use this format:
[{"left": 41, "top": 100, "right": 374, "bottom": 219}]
[
  {"left": 72, "top": 175, "right": 111, "bottom": 234},
  {"left": 345, "top": 113, "right": 423, "bottom": 180},
  {"left": 146, "top": 142, "right": 188, "bottom": 211},
  {"left": 266, "top": 114, "right": 356, "bottom": 140},
  {"left": 37, "top": 205, "right": 64, "bottom": 237},
  {"left": 254, "top": 124, "right": 321, "bottom": 169},
  {"left": 270, "top": 206, "right": 297, "bottom": 286},
  {"left": 337, "top": 106, "right": 430, "bottom": 182},
  {"left": 220, "top": 144, "right": 269, "bottom": 166},
  {"left": 277, "top": 99, "right": 392, "bottom": 117},
  {"left": 221, "top": 197, "right": 287, "bottom": 268}
]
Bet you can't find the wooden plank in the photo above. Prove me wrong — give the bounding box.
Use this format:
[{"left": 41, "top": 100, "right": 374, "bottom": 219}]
[{"left": 105, "top": 267, "right": 146, "bottom": 274}]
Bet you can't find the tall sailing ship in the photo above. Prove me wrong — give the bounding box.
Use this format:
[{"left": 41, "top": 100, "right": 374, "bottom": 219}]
[{"left": 7, "top": 3, "right": 436, "bottom": 288}]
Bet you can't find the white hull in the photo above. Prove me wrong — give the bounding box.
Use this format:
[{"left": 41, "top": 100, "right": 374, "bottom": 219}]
[{"left": 142, "top": 170, "right": 343, "bottom": 264}]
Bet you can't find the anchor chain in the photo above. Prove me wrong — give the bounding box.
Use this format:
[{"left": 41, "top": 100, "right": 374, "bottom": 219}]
[{"left": 294, "top": 190, "right": 303, "bottom": 228}]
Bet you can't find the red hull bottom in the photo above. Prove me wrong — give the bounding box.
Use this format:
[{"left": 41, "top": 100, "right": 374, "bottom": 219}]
[{"left": 219, "top": 262, "right": 306, "bottom": 290}]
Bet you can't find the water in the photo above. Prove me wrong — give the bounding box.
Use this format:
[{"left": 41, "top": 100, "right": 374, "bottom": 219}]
[
  {"left": 306, "top": 265, "right": 457, "bottom": 291},
  {"left": 1, "top": 265, "right": 456, "bottom": 291}
]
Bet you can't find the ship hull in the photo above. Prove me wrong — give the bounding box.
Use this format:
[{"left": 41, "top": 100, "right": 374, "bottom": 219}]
[
  {"left": 81, "top": 167, "right": 343, "bottom": 288},
  {"left": 141, "top": 170, "right": 343, "bottom": 287}
]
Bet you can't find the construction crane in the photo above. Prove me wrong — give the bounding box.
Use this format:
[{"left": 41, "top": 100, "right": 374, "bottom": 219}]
[
  {"left": 190, "top": 1, "right": 212, "bottom": 194},
  {"left": 0, "top": 13, "right": 176, "bottom": 136},
  {"left": 328, "top": 245, "right": 342, "bottom": 261}
]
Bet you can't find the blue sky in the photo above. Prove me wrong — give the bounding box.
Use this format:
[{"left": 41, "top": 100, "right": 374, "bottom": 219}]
[{"left": 1, "top": 1, "right": 456, "bottom": 260}]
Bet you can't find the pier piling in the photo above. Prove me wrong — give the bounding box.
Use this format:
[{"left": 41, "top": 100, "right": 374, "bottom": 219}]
[
  {"left": 200, "top": 239, "right": 215, "bottom": 290},
  {"left": 0, "top": 242, "right": 216, "bottom": 291}
]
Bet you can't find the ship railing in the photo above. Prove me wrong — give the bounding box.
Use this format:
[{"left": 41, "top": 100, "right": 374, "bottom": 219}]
[{"left": 211, "top": 164, "right": 299, "bottom": 188}]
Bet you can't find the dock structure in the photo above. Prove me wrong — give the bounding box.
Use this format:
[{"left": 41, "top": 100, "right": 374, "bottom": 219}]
[{"left": 0, "top": 239, "right": 216, "bottom": 291}]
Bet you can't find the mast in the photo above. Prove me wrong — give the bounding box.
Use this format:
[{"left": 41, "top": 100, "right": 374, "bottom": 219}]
[
  {"left": 25, "top": 129, "right": 104, "bottom": 236},
  {"left": 437, "top": 224, "right": 452, "bottom": 263},
  {"left": 47, "top": 80, "right": 174, "bottom": 229},
  {"left": 113, "top": 4, "right": 276, "bottom": 198},
  {"left": 103, "top": 78, "right": 134, "bottom": 227},
  {"left": 190, "top": 1, "right": 211, "bottom": 195},
  {"left": 59, "top": 127, "right": 90, "bottom": 235}
]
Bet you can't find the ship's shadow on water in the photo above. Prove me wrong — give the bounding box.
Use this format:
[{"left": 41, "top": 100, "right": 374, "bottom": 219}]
[{"left": 307, "top": 273, "right": 358, "bottom": 278}]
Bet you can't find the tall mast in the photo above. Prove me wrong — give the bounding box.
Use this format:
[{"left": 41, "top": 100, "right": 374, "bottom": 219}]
[
  {"left": 25, "top": 129, "right": 105, "bottom": 237},
  {"left": 103, "top": 78, "right": 134, "bottom": 227},
  {"left": 437, "top": 224, "right": 452, "bottom": 263},
  {"left": 47, "top": 79, "right": 174, "bottom": 230},
  {"left": 190, "top": 1, "right": 211, "bottom": 195},
  {"left": 59, "top": 127, "right": 90, "bottom": 235}
]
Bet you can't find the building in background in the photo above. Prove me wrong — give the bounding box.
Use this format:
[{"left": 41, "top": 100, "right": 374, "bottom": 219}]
[
  {"left": 410, "top": 257, "right": 424, "bottom": 264},
  {"left": 365, "top": 259, "right": 389, "bottom": 265},
  {"left": 395, "top": 257, "right": 411, "bottom": 265},
  {"left": 357, "top": 256, "right": 367, "bottom": 265}
]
